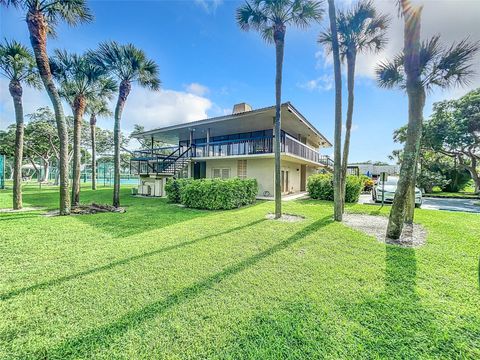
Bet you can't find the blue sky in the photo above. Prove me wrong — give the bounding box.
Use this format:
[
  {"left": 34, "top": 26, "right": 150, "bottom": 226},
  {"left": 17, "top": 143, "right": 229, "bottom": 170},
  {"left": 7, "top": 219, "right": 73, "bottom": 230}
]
[{"left": 1, "top": 0, "right": 479, "bottom": 162}]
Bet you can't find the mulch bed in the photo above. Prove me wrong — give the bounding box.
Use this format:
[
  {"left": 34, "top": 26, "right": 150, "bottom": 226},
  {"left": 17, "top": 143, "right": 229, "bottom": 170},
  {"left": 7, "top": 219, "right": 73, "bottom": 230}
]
[{"left": 342, "top": 213, "right": 426, "bottom": 247}]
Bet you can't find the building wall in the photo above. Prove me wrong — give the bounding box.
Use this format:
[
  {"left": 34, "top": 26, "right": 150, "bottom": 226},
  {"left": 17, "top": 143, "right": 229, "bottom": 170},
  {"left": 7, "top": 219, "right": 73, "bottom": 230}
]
[{"left": 203, "top": 157, "right": 316, "bottom": 197}]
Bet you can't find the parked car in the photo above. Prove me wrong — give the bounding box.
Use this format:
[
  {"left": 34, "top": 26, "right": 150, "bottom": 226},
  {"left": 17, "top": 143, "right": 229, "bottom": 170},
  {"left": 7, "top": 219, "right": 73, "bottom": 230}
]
[{"left": 372, "top": 176, "right": 422, "bottom": 207}]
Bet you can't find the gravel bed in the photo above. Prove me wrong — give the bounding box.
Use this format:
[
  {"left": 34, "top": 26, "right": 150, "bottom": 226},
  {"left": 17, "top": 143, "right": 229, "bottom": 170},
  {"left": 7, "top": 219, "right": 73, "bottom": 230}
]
[{"left": 342, "top": 213, "right": 426, "bottom": 247}]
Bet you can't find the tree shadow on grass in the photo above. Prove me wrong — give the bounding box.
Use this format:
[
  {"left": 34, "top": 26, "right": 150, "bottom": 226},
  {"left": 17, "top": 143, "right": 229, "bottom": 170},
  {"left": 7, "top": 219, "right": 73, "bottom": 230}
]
[
  {"left": 341, "top": 245, "right": 458, "bottom": 358},
  {"left": 218, "top": 301, "right": 335, "bottom": 359},
  {"left": 39, "top": 215, "right": 333, "bottom": 359},
  {"left": 0, "top": 218, "right": 267, "bottom": 302},
  {"left": 0, "top": 213, "right": 42, "bottom": 222}
]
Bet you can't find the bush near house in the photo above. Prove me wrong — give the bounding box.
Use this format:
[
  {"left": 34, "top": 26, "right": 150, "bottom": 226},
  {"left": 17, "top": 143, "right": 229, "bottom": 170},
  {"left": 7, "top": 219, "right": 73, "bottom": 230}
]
[
  {"left": 360, "top": 175, "right": 374, "bottom": 192},
  {"left": 307, "top": 174, "right": 363, "bottom": 203},
  {"left": 164, "top": 178, "right": 193, "bottom": 203},
  {"left": 166, "top": 178, "right": 258, "bottom": 210}
]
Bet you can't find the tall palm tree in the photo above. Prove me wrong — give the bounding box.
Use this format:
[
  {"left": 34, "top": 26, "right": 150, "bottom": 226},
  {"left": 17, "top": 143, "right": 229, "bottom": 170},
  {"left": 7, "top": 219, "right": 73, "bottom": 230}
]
[
  {"left": 377, "top": 30, "right": 478, "bottom": 239},
  {"left": 319, "top": 0, "right": 389, "bottom": 213},
  {"left": 236, "top": 0, "right": 323, "bottom": 219},
  {"left": 89, "top": 42, "right": 160, "bottom": 207},
  {"left": 50, "top": 50, "right": 116, "bottom": 206},
  {"left": 0, "top": 39, "right": 41, "bottom": 209},
  {"left": 85, "top": 99, "right": 112, "bottom": 190},
  {"left": 325, "top": 0, "right": 343, "bottom": 221},
  {"left": 1, "top": 0, "right": 93, "bottom": 215}
]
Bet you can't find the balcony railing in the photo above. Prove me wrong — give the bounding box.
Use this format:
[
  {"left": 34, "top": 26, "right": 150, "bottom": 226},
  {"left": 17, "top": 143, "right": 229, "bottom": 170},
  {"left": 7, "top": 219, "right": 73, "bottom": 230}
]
[
  {"left": 192, "top": 136, "right": 273, "bottom": 157},
  {"left": 283, "top": 134, "right": 320, "bottom": 163},
  {"left": 131, "top": 135, "right": 333, "bottom": 174}
]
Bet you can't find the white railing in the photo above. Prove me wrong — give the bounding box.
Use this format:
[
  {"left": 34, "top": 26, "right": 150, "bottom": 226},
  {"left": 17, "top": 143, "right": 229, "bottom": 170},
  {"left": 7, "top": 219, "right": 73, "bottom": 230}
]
[{"left": 283, "top": 134, "right": 320, "bottom": 163}]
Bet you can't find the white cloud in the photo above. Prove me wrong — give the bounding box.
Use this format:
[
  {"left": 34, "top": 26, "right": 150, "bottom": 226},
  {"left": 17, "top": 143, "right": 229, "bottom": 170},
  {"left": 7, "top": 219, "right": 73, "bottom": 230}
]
[
  {"left": 119, "top": 87, "right": 212, "bottom": 131},
  {"left": 298, "top": 75, "right": 333, "bottom": 91},
  {"left": 316, "top": 0, "right": 480, "bottom": 98},
  {"left": 194, "top": 0, "right": 223, "bottom": 14},
  {"left": 184, "top": 82, "right": 210, "bottom": 96},
  {"left": 354, "top": 1, "right": 480, "bottom": 92}
]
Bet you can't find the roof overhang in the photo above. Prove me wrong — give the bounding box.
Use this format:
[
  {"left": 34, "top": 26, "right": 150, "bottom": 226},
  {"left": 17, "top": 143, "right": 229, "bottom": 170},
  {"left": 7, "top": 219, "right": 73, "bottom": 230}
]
[{"left": 133, "top": 102, "right": 332, "bottom": 148}]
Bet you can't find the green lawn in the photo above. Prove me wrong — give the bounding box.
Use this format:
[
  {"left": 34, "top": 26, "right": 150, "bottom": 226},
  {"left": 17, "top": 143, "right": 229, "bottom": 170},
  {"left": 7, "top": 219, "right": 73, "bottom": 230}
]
[
  {"left": 1, "top": 185, "right": 479, "bottom": 359},
  {"left": 424, "top": 191, "right": 479, "bottom": 199}
]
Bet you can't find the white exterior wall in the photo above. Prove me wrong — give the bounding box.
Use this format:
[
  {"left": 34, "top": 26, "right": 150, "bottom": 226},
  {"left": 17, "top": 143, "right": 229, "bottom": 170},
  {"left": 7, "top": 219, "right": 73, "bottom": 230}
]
[
  {"left": 204, "top": 158, "right": 274, "bottom": 197},
  {"left": 138, "top": 175, "right": 168, "bottom": 196},
  {"left": 204, "top": 157, "right": 317, "bottom": 197}
]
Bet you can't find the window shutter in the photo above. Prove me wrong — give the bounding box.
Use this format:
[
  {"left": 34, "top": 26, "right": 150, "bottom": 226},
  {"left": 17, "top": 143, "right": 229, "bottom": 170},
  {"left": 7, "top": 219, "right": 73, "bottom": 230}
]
[
  {"left": 221, "top": 168, "right": 230, "bottom": 179},
  {"left": 237, "top": 160, "right": 247, "bottom": 179},
  {"left": 213, "top": 168, "right": 221, "bottom": 178}
]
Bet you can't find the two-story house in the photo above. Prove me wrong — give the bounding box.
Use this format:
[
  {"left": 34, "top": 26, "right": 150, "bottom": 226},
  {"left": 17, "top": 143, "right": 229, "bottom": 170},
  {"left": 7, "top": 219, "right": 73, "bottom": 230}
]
[{"left": 130, "top": 102, "right": 333, "bottom": 198}]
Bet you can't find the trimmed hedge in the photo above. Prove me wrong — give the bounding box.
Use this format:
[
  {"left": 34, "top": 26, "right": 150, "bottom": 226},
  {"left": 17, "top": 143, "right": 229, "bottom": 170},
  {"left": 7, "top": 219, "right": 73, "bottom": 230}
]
[
  {"left": 307, "top": 173, "right": 363, "bottom": 203},
  {"left": 164, "top": 178, "right": 193, "bottom": 203},
  {"left": 165, "top": 178, "right": 258, "bottom": 210}
]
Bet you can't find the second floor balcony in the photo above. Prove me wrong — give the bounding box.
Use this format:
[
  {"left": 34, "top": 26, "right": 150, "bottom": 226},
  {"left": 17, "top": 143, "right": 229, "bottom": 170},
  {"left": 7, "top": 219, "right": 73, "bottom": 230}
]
[{"left": 131, "top": 132, "right": 333, "bottom": 173}]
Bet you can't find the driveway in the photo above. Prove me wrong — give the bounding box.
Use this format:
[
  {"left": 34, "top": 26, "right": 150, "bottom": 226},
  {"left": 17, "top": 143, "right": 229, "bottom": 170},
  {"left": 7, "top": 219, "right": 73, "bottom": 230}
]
[{"left": 358, "top": 194, "right": 480, "bottom": 214}]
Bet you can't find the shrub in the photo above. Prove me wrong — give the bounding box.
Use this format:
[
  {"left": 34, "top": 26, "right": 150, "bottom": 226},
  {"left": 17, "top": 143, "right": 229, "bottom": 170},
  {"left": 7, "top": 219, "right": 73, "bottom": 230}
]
[
  {"left": 164, "top": 178, "right": 193, "bottom": 203},
  {"left": 180, "top": 178, "right": 258, "bottom": 210},
  {"left": 307, "top": 173, "right": 363, "bottom": 203},
  {"left": 360, "top": 175, "right": 374, "bottom": 192}
]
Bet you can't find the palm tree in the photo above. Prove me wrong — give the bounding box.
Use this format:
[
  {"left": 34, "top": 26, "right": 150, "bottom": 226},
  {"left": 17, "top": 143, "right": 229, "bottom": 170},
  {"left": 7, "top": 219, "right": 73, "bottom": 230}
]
[
  {"left": 1, "top": 0, "right": 93, "bottom": 215},
  {"left": 325, "top": 0, "right": 343, "bottom": 221},
  {"left": 85, "top": 99, "right": 112, "bottom": 190},
  {"left": 89, "top": 42, "right": 160, "bottom": 207},
  {"left": 50, "top": 50, "right": 116, "bottom": 206},
  {"left": 0, "top": 39, "right": 41, "bottom": 209},
  {"left": 236, "top": 0, "right": 323, "bottom": 219},
  {"left": 377, "top": 28, "right": 478, "bottom": 239},
  {"left": 319, "top": 0, "right": 389, "bottom": 213}
]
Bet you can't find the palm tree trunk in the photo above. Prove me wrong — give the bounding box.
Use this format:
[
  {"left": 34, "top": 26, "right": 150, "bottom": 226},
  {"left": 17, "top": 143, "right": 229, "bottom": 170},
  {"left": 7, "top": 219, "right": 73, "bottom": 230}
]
[
  {"left": 273, "top": 25, "right": 286, "bottom": 219},
  {"left": 71, "top": 96, "right": 86, "bottom": 206},
  {"left": 341, "top": 49, "right": 356, "bottom": 213},
  {"left": 328, "top": 0, "right": 343, "bottom": 221},
  {"left": 9, "top": 80, "right": 24, "bottom": 210},
  {"left": 27, "top": 11, "right": 70, "bottom": 215},
  {"left": 405, "top": 161, "right": 419, "bottom": 223},
  {"left": 113, "top": 80, "right": 131, "bottom": 207},
  {"left": 386, "top": 7, "right": 424, "bottom": 239},
  {"left": 90, "top": 114, "right": 97, "bottom": 190}
]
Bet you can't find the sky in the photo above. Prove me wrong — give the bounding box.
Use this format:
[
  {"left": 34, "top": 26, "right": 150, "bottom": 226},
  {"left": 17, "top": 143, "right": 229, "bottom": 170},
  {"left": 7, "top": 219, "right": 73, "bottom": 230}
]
[{"left": 1, "top": 0, "right": 479, "bottom": 163}]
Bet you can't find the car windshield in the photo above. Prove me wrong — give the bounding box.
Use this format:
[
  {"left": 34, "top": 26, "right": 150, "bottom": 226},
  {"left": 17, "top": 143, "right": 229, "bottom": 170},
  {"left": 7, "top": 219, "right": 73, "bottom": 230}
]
[{"left": 379, "top": 178, "right": 398, "bottom": 186}]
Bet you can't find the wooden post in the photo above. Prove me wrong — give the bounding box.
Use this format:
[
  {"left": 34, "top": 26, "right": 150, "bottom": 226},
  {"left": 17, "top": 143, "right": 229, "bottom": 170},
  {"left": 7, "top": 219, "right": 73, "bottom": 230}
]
[{"left": 151, "top": 136, "right": 154, "bottom": 157}]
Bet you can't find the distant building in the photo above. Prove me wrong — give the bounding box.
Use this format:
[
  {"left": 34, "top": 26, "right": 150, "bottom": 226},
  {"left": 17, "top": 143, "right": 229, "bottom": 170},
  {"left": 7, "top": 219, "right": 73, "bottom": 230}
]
[{"left": 348, "top": 163, "right": 400, "bottom": 179}]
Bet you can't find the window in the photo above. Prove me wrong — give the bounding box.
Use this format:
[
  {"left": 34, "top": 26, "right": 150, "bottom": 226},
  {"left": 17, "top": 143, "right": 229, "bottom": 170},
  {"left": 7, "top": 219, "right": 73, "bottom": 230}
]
[
  {"left": 237, "top": 160, "right": 247, "bottom": 179},
  {"left": 212, "top": 168, "right": 230, "bottom": 179}
]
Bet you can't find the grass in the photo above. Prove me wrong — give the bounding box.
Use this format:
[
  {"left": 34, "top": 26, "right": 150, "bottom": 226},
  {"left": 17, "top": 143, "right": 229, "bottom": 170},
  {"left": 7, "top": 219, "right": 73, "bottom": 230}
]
[
  {"left": 1, "top": 185, "right": 479, "bottom": 359},
  {"left": 424, "top": 191, "right": 479, "bottom": 199}
]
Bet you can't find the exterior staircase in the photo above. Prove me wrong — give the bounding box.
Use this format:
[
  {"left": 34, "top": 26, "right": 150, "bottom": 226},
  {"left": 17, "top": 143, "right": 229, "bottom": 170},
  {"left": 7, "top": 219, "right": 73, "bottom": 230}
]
[{"left": 130, "top": 146, "right": 192, "bottom": 178}]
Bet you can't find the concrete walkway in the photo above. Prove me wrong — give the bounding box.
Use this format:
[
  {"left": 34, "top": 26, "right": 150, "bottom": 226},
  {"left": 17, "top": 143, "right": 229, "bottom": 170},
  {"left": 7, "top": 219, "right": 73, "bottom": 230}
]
[{"left": 358, "top": 194, "right": 480, "bottom": 214}]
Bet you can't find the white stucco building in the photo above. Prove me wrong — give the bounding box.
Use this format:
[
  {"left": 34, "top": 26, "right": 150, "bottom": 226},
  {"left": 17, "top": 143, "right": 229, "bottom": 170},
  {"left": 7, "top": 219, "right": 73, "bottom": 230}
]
[{"left": 130, "top": 102, "right": 332, "bottom": 198}]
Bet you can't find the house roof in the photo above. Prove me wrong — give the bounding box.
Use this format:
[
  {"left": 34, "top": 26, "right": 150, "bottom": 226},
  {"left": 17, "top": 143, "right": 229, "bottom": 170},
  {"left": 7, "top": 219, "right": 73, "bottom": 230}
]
[{"left": 133, "top": 102, "right": 332, "bottom": 148}]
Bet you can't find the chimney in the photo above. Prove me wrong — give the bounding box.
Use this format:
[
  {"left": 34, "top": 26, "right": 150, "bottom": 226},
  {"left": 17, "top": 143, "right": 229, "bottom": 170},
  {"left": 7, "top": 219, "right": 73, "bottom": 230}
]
[{"left": 232, "top": 103, "right": 252, "bottom": 114}]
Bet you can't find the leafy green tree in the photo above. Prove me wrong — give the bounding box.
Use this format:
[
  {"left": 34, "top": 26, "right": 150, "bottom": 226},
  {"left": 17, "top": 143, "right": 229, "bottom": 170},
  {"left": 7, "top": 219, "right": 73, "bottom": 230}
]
[
  {"left": 0, "top": 39, "right": 41, "bottom": 209},
  {"left": 377, "top": 3, "right": 478, "bottom": 237},
  {"left": 319, "top": 0, "right": 389, "bottom": 213},
  {"left": 50, "top": 50, "right": 116, "bottom": 205},
  {"left": 85, "top": 99, "right": 112, "bottom": 190},
  {"left": 236, "top": 0, "right": 323, "bottom": 219},
  {"left": 424, "top": 89, "right": 480, "bottom": 193},
  {"left": 1, "top": 0, "right": 93, "bottom": 215},
  {"left": 89, "top": 41, "right": 160, "bottom": 207}
]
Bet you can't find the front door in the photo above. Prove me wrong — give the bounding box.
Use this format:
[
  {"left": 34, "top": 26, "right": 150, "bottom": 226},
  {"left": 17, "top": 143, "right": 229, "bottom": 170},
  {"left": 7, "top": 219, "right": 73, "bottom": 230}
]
[
  {"left": 193, "top": 161, "right": 206, "bottom": 179},
  {"left": 281, "top": 170, "right": 289, "bottom": 193},
  {"left": 300, "top": 165, "right": 306, "bottom": 191}
]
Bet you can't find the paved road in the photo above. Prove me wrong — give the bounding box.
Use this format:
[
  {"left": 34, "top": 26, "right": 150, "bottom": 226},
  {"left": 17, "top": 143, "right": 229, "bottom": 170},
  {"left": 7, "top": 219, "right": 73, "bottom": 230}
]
[{"left": 359, "top": 194, "right": 480, "bottom": 213}]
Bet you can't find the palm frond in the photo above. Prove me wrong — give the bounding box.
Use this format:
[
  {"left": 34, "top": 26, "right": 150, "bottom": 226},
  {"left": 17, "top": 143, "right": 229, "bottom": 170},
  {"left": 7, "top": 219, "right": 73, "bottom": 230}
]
[
  {"left": 376, "top": 55, "right": 405, "bottom": 89},
  {"left": 0, "top": 38, "right": 41, "bottom": 88}
]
